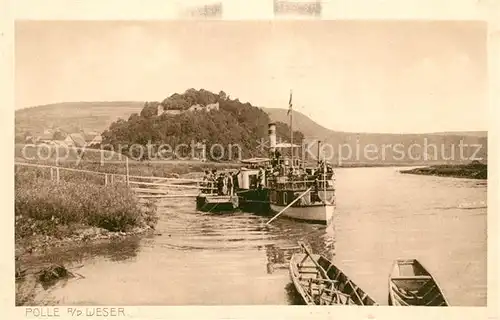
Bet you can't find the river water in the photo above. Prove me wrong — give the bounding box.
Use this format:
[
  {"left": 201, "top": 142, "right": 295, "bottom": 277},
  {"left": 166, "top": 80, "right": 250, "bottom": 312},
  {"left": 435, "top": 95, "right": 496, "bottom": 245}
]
[{"left": 32, "top": 167, "right": 487, "bottom": 306}]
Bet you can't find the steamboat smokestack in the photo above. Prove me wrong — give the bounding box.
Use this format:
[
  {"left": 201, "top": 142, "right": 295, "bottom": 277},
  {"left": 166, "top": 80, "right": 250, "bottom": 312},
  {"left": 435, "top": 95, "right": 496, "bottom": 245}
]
[{"left": 268, "top": 122, "right": 277, "bottom": 154}]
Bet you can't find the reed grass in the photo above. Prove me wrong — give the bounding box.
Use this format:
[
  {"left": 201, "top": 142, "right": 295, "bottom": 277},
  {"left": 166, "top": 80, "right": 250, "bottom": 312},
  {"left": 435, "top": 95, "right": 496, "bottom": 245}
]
[{"left": 15, "top": 171, "right": 157, "bottom": 240}]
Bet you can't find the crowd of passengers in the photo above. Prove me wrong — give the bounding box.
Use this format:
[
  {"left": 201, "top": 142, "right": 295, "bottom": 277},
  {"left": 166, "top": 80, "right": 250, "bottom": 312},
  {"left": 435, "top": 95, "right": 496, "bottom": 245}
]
[
  {"left": 201, "top": 169, "right": 239, "bottom": 196},
  {"left": 201, "top": 151, "right": 335, "bottom": 195}
]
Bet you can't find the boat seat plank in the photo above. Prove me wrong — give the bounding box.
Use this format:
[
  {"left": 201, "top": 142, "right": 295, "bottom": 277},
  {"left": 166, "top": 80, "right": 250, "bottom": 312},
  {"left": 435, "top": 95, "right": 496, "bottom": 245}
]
[
  {"left": 298, "top": 265, "right": 316, "bottom": 269},
  {"left": 298, "top": 258, "right": 309, "bottom": 267},
  {"left": 309, "top": 278, "right": 339, "bottom": 284},
  {"left": 391, "top": 275, "right": 432, "bottom": 280},
  {"left": 321, "top": 288, "right": 351, "bottom": 298}
]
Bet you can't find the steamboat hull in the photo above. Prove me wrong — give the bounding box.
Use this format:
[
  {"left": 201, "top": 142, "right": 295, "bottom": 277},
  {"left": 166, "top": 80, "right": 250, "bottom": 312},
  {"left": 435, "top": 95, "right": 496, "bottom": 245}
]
[
  {"left": 270, "top": 203, "right": 334, "bottom": 224},
  {"left": 237, "top": 189, "right": 270, "bottom": 213}
]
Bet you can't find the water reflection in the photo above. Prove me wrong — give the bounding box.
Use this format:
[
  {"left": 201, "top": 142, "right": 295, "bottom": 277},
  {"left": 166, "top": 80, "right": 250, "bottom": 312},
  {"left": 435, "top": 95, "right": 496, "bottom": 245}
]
[
  {"left": 264, "top": 221, "right": 336, "bottom": 270},
  {"left": 265, "top": 244, "right": 299, "bottom": 274},
  {"left": 23, "top": 236, "right": 141, "bottom": 268},
  {"left": 29, "top": 167, "right": 487, "bottom": 306},
  {"left": 285, "top": 282, "right": 305, "bottom": 305},
  {"left": 266, "top": 218, "right": 336, "bottom": 259}
]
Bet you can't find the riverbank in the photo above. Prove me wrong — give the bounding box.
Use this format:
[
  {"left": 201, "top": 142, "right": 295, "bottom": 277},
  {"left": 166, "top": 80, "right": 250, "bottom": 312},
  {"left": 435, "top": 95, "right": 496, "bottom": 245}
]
[
  {"left": 399, "top": 161, "right": 487, "bottom": 179},
  {"left": 15, "top": 169, "right": 159, "bottom": 305},
  {"left": 15, "top": 225, "right": 155, "bottom": 306}
]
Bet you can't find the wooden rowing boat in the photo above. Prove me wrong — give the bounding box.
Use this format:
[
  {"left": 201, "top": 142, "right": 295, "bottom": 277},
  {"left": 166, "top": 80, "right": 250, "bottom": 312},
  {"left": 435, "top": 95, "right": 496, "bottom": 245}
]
[
  {"left": 289, "top": 243, "right": 378, "bottom": 305},
  {"left": 196, "top": 193, "right": 239, "bottom": 212},
  {"left": 388, "top": 259, "right": 449, "bottom": 306}
]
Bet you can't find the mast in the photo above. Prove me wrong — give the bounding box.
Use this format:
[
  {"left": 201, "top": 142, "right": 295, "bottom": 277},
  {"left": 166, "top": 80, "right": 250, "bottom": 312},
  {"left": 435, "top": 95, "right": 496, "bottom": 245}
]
[
  {"left": 323, "top": 154, "right": 327, "bottom": 204},
  {"left": 288, "top": 90, "right": 293, "bottom": 168}
]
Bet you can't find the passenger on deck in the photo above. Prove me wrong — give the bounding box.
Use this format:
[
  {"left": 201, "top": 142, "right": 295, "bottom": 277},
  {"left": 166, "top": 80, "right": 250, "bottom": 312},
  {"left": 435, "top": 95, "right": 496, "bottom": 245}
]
[
  {"left": 326, "top": 163, "right": 334, "bottom": 179},
  {"left": 279, "top": 163, "right": 285, "bottom": 176},
  {"left": 318, "top": 160, "right": 324, "bottom": 170},
  {"left": 227, "top": 172, "right": 233, "bottom": 195},
  {"left": 202, "top": 170, "right": 211, "bottom": 193},
  {"left": 257, "top": 167, "right": 265, "bottom": 190},
  {"left": 222, "top": 174, "right": 228, "bottom": 195},
  {"left": 271, "top": 150, "right": 280, "bottom": 168},
  {"left": 232, "top": 170, "right": 240, "bottom": 192},
  {"left": 216, "top": 174, "right": 224, "bottom": 195}
]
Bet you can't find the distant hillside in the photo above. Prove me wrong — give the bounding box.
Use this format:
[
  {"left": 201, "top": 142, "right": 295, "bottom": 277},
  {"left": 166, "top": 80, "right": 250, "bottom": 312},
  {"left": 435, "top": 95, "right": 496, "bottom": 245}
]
[
  {"left": 16, "top": 97, "right": 487, "bottom": 165},
  {"left": 263, "top": 107, "right": 487, "bottom": 165},
  {"left": 15, "top": 101, "right": 144, "bottom": 136}
]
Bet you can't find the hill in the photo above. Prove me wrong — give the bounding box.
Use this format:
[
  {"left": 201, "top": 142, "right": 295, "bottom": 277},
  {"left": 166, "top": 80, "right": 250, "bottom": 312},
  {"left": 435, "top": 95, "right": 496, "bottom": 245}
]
[
  {"left": 15, "top": 101, "right": 144, "bottom": 137},
  {"left": 18, "top": 89, "right": 303, "bottom": 161},
  {"left": 263, "top": 107, "right": 487, "bottom": 165},
  {"left": 16, "top": 94, "right": 487, "bottom": 165}
]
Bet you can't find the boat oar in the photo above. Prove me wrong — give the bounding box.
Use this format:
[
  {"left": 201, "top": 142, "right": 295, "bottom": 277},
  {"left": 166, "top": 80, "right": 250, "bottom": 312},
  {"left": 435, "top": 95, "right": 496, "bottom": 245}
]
[
  {"left": 299, "top": 242, "right": 330, "bottom": 280},
  {"left": 265, "top": 187, "right": 312, "bottom": 225}
]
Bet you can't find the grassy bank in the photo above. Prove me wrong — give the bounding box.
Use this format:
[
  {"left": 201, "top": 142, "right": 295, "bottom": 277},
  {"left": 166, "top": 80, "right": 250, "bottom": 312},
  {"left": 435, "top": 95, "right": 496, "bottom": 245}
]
[
  {"left": 15, "top": 166, "right": 159, "bottom": 257},
  {"left": 15, "top": 175, "right": 158, "bottom": 252},
  {"left": 15, "top": 164, "right": 159, "bottom": 305},
  {"left": 400, "top": 161, "right": 487, "bottom": 179}
]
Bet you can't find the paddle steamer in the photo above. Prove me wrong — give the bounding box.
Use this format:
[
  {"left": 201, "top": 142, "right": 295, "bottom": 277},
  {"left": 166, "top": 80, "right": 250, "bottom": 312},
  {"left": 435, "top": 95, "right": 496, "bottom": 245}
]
[
  {"left": 235, "top": 91, "right": 336, "bottom": 223},
  {"left": 265, "top": 122, "right": 335, "bottom": 224}
]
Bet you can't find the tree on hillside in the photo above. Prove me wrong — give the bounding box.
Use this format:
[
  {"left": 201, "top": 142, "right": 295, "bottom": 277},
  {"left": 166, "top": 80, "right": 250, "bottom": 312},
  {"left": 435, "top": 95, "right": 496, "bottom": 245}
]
[
  {"left": 52, "top": 130, "right": 67, "bottom": 140},
  {"left": 218, "top": 90, "right": 227, "bottom": 101},
  {"left": 275, "top": 121, "right": 304, "bottom": 144},
  {"left": 101, "top": 89, "right": 304, "bottom": 160},
  {"left": 140, "top": 101, "right": 161, "bottom": 118}
]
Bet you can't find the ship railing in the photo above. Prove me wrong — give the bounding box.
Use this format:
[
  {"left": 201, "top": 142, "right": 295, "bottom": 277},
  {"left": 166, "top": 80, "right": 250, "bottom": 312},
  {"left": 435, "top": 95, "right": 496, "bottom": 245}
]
[
  {"left": 268, "top": 179, "right": 335, "bottom": 191},
  {"left": 199, "top": 181, "right": 220, "bottom": 194}
]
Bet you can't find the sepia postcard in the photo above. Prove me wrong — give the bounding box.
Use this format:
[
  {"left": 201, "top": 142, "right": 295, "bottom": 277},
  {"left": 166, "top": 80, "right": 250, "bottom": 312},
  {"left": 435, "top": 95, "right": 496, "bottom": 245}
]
[{"left": 1, "top": 0, "right": 499, "bottom": 319}]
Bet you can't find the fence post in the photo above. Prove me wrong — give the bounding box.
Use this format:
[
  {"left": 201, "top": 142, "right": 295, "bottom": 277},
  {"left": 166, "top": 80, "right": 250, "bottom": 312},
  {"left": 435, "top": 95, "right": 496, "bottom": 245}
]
[
  {"left": 50, "top": 167, "right": 54, "bottom": 181},
  {"left": 56, "top": 167, "right": 60, "bottom": 183},
  {"left": 105, "top": 174, "right": 108, "bottom": 186},
  {"left": 126, "top": 157, "right": 130, "bottom": 186},
  {"left": 111, "top": 174, "right": 114, "bottom": 184}
]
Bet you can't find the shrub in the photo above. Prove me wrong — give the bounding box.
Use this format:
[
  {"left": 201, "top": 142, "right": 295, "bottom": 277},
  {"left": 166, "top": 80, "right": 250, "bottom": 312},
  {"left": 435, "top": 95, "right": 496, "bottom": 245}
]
[{"left": 15, "top": 178, "right": 156, "bottom": 239}]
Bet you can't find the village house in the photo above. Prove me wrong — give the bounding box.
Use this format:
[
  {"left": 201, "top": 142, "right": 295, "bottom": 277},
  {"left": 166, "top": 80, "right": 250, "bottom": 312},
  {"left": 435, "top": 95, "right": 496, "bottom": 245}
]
[
  {"left": 31, "top": 130, "right": 102, "bottom": 148},
  {"left": 83, "top": 133, "right": 103, "bottom": 147},
  {"left": 38, "top": 132, "right": 55, "bottom": 143}
]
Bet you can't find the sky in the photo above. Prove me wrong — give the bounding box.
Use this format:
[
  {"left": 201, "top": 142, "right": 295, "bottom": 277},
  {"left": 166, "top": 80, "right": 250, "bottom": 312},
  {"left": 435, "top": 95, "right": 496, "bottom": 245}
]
[{"left": 15, "top": 20, "right": 488, "bottom": 133}]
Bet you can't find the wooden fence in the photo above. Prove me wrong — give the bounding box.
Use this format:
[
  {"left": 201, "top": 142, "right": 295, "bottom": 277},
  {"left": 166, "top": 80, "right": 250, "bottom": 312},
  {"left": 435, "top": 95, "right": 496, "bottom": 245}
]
[{"left": 14, "top": 161, "right": 215, "bottom": 199}]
